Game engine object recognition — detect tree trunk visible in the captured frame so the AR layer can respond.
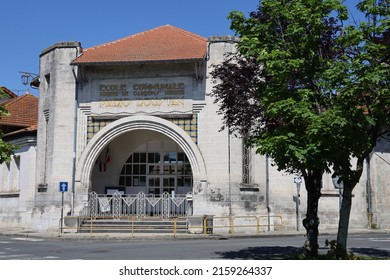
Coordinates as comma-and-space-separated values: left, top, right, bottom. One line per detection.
335, 158, 364, 259
302, 169, 323, 258
336, 183, 353, 258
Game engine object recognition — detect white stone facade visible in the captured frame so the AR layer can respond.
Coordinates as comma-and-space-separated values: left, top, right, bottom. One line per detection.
1, 32, 389, 233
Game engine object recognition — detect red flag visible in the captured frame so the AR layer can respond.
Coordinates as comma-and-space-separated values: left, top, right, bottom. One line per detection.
105, 146, 111, 164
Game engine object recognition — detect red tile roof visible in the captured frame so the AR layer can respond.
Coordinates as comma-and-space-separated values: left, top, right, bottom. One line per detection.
0, 94, 38, 128
0, 86, 18, 99
73, 25, 207, 65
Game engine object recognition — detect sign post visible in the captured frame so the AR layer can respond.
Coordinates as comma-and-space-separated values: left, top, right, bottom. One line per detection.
332, 175, 344, 212
293, 176, 302, 231
59, 182, 68, 233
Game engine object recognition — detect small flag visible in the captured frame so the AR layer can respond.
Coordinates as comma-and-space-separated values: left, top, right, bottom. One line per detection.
105, 146, 111, 164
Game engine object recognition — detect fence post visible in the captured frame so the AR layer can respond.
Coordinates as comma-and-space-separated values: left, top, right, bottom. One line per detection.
89, 218, 93, 239
231, 216, 235, 237
203, 216, 207, 237
173, 217, 177, 239
131, 215, 134, 239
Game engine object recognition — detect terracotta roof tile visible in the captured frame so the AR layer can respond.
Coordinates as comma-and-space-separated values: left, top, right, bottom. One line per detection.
0, 94, 38, 128
0, 86, 18, 100
73, 25, 207, 65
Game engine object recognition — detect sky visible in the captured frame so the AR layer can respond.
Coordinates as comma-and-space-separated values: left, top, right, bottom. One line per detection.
0, 0, 363, 96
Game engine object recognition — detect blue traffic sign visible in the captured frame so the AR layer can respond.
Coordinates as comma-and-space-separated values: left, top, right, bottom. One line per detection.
59, 182, 68, 192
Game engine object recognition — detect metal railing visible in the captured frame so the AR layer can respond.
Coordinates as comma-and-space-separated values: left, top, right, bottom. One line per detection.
60, 214, 284, 239
82, 191, 192, 220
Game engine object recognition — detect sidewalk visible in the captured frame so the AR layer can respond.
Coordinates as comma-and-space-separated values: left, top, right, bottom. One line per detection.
1, 226, 388, 241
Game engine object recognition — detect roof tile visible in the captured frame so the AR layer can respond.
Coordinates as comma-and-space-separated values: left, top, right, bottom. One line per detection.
0, 94, 38, 128
73, 25, 207, 64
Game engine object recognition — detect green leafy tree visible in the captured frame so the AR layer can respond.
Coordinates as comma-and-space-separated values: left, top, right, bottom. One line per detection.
211, 0, 389, 259
327, 0, 390, 258
211, 0, 349, 258
0, 87, 18, 163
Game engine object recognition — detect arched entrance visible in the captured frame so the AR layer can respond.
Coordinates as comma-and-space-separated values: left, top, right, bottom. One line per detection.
74, 115, 207, 216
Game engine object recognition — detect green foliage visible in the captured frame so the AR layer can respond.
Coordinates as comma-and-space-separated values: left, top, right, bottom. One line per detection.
212, 0, 389, 258
324, 239, 358, 259
0, 87, 18, 164
225, 0, 350, 176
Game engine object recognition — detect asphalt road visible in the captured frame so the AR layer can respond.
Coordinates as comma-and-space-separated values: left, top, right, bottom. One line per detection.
0, 233, 389, 260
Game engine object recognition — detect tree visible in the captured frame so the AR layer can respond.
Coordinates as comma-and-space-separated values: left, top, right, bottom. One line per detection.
211, 0, 389, 259
211, 0, 348, 258
327, 0, 390, 258
0, 87, 17, 163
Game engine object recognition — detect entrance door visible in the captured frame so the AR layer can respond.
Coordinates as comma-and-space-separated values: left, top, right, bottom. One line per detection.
119, 140, 193, 195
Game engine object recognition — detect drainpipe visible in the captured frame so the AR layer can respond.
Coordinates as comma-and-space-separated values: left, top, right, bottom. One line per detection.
366, 156, 372, 228
266, 154, 270, 231
228, 130, 232, 216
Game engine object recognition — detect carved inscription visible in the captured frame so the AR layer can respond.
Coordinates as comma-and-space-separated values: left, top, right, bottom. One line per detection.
98, 81, 186, 110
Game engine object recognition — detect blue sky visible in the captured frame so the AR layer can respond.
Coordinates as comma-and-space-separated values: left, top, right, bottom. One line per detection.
0, 0, 362, 96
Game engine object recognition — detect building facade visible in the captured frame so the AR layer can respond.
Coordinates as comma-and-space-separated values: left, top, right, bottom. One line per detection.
0, 88, 38, 228
1, 25, 389, 232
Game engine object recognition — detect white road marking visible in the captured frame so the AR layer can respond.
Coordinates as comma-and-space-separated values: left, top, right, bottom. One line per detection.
11, 237, 43, 242
0, 254, 33, 259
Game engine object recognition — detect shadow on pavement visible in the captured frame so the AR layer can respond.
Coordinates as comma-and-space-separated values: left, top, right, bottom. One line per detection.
215, 246, 303, 260
351, 247, 390, 258
216, 246, 390, 259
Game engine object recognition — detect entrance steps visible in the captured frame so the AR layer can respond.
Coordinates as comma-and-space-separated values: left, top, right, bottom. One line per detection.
78, 217, 188, 234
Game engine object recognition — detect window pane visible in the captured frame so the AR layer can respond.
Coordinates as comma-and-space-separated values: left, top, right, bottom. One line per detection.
155, 153, 161, 163
140, 164, 146, 175
125, 176, 132, 186
133, 153, 140, 163
126, 155, 133, 164
126, 165, 132, 175
119, 176, 125, 186
170, 152, 177, 163
149, 165, 160, 175
177, 153, 184, 163
133, 165, 140, 175
140, 153, 147, 163
140, 176, 146, 187
164, 153, 170, 163
184, 177, 192, 187
177, 176, 184, 187
148, 153, 154, 163
184, 164, 192, 175
177, 164, 184, 175
163, 177, 175, 187
163, 165, 176, 175
164, 152, 177, 163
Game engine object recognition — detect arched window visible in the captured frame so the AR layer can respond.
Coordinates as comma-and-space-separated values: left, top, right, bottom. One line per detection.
119, 140, 192, 195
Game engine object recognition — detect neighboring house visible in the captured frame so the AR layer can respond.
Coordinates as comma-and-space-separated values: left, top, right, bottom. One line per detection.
0, 87, 38, 227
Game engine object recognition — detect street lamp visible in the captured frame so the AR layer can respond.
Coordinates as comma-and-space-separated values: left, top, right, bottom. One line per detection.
19, 71, 39, 90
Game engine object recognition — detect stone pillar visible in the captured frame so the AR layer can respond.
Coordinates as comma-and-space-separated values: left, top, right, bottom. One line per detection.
33, 42, 81, 231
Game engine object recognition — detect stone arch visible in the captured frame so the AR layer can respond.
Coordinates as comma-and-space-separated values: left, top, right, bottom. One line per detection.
75, 115, 207, 197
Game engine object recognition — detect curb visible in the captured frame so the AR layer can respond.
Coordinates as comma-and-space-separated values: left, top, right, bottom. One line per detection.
1, 228, 388, 241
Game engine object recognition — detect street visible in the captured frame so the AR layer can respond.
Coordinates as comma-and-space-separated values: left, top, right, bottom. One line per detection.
0, 233, 389, 260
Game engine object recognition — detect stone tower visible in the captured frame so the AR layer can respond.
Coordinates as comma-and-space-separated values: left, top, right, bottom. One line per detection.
33, 42, 81, 230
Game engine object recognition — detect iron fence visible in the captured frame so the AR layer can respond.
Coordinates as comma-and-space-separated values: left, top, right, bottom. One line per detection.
82, 191, 192, 219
